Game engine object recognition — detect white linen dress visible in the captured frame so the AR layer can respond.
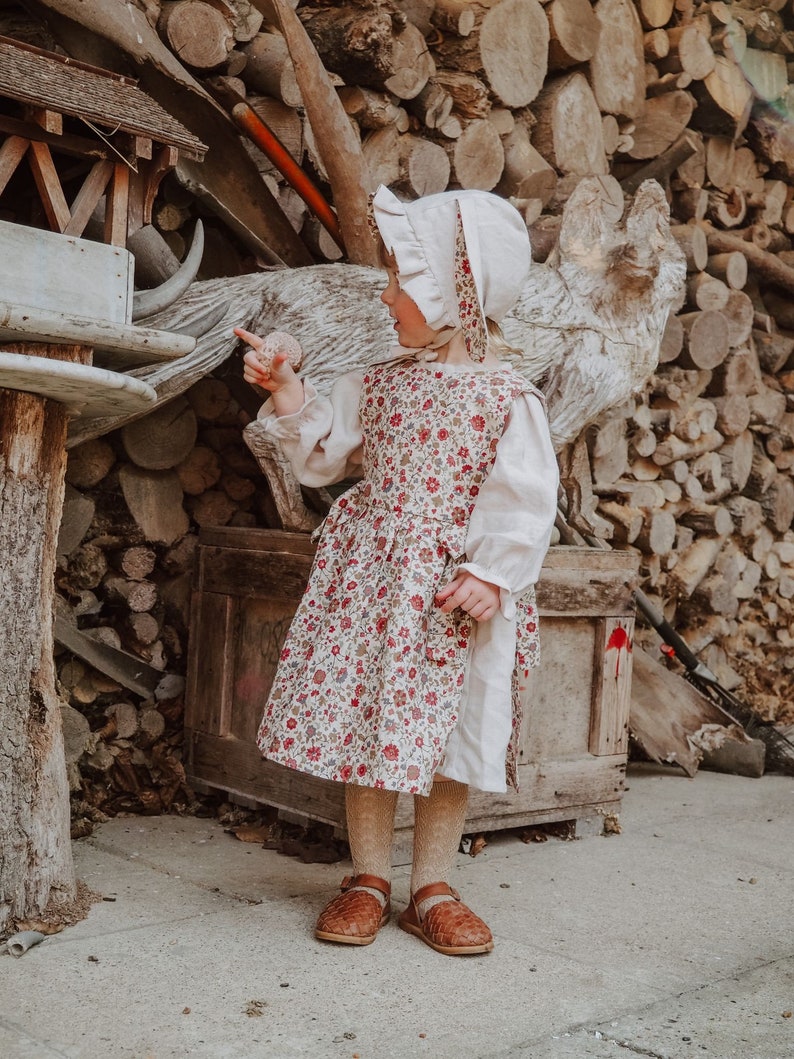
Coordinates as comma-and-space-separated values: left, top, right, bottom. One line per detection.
245, 357, 559, 795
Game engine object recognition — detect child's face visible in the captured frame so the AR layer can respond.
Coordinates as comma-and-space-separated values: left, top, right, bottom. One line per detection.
380, 265, 438, 349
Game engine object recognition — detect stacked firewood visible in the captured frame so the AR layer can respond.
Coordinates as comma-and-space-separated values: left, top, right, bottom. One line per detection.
56, 375, 269, 826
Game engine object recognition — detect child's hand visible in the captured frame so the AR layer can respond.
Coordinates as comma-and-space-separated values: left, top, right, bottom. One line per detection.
235, 327, 299, 394
435, 572, 500, 622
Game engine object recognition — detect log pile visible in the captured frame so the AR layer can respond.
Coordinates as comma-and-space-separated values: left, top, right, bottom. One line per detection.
2, 0, 794, 806
55, 375, 271, 827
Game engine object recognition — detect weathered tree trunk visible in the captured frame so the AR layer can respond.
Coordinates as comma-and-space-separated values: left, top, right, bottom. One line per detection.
0, 343, 80, 937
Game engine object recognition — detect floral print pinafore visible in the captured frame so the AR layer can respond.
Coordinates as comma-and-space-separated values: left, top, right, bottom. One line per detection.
256, 361, 539, 795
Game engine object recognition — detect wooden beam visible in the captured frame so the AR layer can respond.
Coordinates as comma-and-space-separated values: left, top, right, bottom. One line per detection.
54, 601, 164, 699
26, 106, 63, 136
129, 144, 178, 235
104, 162, 130, 246
64, 159, 114, 237
0, 115, 110, 160
27, 141, 71, 232
0, 135, 29, 196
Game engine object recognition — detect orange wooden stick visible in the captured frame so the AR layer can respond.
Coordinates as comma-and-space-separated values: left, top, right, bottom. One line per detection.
230, 101, 345, 255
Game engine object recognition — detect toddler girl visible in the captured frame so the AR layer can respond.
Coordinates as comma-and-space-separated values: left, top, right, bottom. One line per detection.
235, 185, 559, 956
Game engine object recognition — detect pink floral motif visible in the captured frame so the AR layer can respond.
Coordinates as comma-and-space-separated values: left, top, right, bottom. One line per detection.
257, 362, 534, 795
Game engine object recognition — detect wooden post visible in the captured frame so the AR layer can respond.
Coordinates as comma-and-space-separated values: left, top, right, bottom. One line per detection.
0, 343, 90, 936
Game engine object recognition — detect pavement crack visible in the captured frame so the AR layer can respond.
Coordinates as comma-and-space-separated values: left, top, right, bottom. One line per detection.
610, 1037, 668, 1058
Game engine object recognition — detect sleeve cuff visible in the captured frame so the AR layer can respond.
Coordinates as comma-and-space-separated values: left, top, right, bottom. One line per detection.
256, 381, 317, 433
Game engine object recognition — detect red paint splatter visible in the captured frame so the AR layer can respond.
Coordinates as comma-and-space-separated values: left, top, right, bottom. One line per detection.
606, 624, 632, 678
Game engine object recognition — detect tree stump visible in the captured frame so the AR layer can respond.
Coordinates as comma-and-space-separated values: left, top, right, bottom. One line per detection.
0, 343, 81, 937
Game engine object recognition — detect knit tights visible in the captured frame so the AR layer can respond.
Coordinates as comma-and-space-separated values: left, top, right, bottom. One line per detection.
345, 784, 398, 905
412, 777, 469, 915
344, 777, 469, 915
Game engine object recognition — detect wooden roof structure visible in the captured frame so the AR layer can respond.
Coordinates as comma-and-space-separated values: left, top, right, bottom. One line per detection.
0, 35, 206, 159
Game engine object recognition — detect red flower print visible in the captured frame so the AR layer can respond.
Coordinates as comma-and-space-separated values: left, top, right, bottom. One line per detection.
286, 717, 297, 730
390, 412, 402, 426
343, 732, 353, 746
283, 737, 294, 750
406, 765, 420, 781
312, 669, 326, 683
423, 398, 433, 410
418, 427, 430, 443
383, 744, 399, 761
437, 428, 449, 440
340, 765, 353, 781
426, 477, 440, 493
471, 414, 485, 431
357, 764, 367, 777
307, 746, 321, 761
409, 595, 424, 611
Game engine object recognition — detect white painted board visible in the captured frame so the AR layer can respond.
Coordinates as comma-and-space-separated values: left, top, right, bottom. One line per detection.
0, 351, 157, 415
0, 219, 133, 324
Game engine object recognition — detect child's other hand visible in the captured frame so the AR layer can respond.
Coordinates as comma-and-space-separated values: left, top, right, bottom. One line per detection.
235, 327, 298, 394
435, 572, 500, 622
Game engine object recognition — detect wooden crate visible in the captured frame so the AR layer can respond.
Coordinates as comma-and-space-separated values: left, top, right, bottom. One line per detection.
184, 527, 640, 842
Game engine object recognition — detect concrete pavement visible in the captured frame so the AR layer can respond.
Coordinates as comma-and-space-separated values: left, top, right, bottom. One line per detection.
1, 763, 793, 1059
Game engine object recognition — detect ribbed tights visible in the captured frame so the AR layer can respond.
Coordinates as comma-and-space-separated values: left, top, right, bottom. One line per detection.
344, 784, 398, 907
411, 778, 469, 917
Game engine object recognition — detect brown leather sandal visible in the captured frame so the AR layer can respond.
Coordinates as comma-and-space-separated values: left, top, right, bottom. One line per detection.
314, 873, 391, 946
398, 881, 494, 955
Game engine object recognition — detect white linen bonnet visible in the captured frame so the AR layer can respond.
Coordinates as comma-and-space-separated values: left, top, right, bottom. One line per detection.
370, 184, 532, 362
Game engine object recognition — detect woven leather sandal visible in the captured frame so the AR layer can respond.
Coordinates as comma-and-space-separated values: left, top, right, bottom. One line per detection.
398, 881, 494, 955
314, 873, 391, 945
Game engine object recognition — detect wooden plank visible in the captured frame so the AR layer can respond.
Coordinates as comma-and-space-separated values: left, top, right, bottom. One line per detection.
0, 302, 195, 362
197, 544, 314, 599
184, 591, 235, 737
521, 616, 597, 759
27, 141, 71, 232
53, 605, 163, 698
227, 595, 299, 743
105, 162, 130, 247
186, 730, 346, 828
536, 547, 640, 616
0, 351, 157, 416
0, 135, 29, 195
198, 525, 317, 555
64, 159, 115, 237
630, 645, 736, 777
589, 615, 633, 755
0, 219, 132, 324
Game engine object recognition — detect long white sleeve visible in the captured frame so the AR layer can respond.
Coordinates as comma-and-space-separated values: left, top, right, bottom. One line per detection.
457, 391, 559, 617
243, 372, 365, 488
